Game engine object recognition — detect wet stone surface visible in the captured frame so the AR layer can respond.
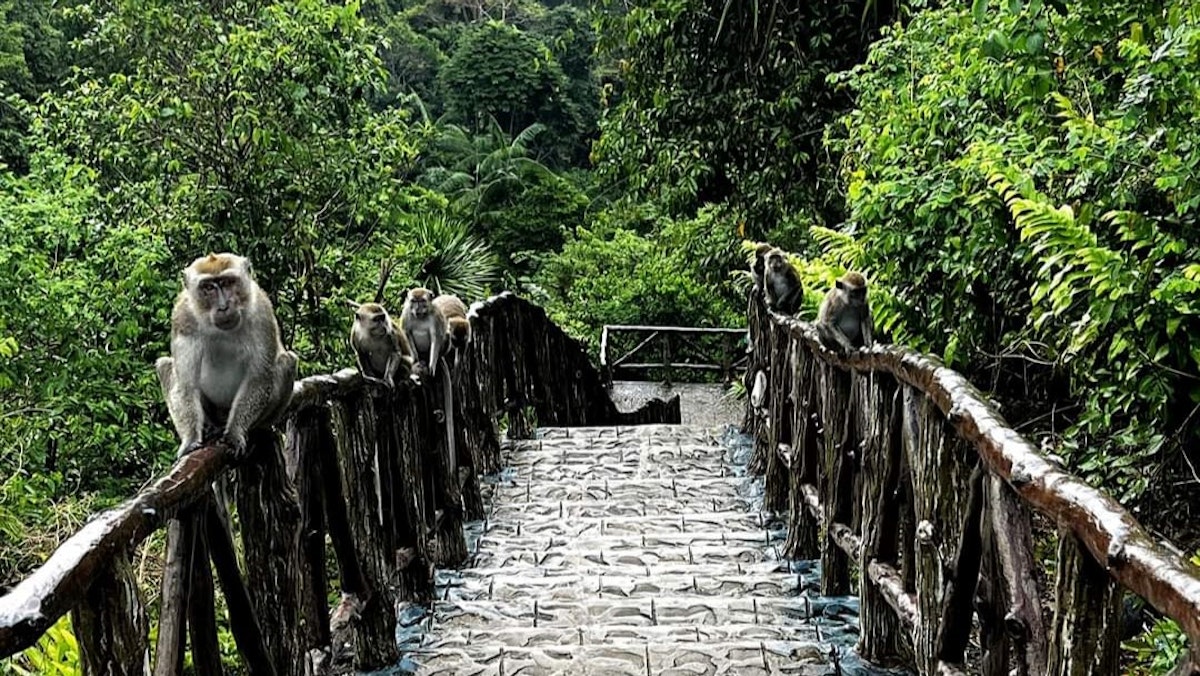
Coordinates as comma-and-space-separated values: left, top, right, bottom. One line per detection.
393, 425, 911, 676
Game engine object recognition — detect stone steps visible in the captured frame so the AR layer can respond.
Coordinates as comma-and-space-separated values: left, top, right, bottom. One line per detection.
401, 425, 863, 675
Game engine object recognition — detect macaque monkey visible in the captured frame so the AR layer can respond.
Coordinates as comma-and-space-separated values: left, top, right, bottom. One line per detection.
156, 253, 298, 457
763, 248, 803, 315
751, 243, 773, 296
432, 295, 471, 351
816, 271, 874, 354
401, 287, 449, 378
349, 302, 414, 388
348, 259, 414, 388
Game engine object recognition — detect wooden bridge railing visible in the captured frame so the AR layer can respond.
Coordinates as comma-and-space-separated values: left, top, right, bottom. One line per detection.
0, 291, 680, 675
599, 324, 747, 386
744, 288, 1200, 675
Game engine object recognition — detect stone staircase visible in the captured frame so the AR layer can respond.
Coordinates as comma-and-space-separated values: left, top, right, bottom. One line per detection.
398, 425, 874, 676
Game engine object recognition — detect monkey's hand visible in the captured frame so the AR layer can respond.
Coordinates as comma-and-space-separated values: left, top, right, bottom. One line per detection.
221, 431, 250, 460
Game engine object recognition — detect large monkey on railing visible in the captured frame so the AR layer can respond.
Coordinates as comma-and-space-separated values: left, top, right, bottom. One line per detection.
155, 253, 298, 457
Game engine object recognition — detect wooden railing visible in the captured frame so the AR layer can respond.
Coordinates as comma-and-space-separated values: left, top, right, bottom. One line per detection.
599, 324, 747, 385
0, 292, 680, 674
743, 287, 1200, 675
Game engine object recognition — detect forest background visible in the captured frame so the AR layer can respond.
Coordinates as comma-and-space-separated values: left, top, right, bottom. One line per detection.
0, 0, 1198, 672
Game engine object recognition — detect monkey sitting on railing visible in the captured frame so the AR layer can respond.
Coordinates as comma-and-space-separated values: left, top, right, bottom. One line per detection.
155, 253, 298, 458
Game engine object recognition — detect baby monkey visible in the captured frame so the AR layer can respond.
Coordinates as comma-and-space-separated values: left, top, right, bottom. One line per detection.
432, 294, 471, 352
816, 271, 874, 353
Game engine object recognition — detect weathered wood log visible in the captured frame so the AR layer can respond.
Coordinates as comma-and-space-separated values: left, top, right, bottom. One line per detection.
72, 553, 149, 676
762, 324, 792, 513
426, 365, 468, 567
330, 391, 400, 670
986, 475, 1047, 676
153, 517, 191, 676
1047, 533, 1121, 676
379, 387, 435, 602
204, 496, 275, 676
186, 516, 222, 676
0, 445, 232, 658
285, 411, 333, 660
816, 359, 854, 596
782, 353, 819, 558
857, 382, 909, 665
977, 500, 1008, 676
235, 429, 305, 676
934, 463, 985, 664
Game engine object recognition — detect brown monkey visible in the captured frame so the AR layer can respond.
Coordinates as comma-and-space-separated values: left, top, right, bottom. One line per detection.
816, 271, 874, 353
763, 248, 803, 314
432, 294, 471, 351
751, 242, 773, 296
401, 287, 449, 377
348, 301, 414, 388
155, 253, 298, 457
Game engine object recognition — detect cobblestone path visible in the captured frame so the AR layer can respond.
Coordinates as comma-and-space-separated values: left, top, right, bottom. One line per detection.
399, 425, 888, 675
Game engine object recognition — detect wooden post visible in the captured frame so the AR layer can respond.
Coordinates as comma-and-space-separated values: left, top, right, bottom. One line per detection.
817, 359, 854, 596
856, 382, 910, 664
375, 387, 434, 602
330, 392, 401, 670
428, 363, 468, 567
902, 385, 977, 675
186, 510, 222, 676
204, 496, 276, 676
285, 411, 333, 662
152, 517, 191, 676
235, 429, 305, 676
763, 325, 792, 513
783, 344, 819, 559
1047, 533, 1122, 676
72, 554, 149, 676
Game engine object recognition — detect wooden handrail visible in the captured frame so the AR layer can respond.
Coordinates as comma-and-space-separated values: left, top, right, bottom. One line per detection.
0, 292, 681, 666
744, 281, 1200, 675
775, 311, 1200, 649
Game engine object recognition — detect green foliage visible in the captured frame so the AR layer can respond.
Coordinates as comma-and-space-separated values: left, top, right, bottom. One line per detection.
0, 150, 176, 489
1123, 551, 1200, 674
40, 0, 426, 367
538, 208, 743, 354
592, 0, 895, 227
393, 210, 502, 301
373, 17, 445, 108
1, 615, 81, 675
834, 0, 1200, 509
439, 21, 586, 165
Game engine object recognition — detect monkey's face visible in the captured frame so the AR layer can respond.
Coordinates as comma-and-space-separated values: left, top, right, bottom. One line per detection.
196, 275, 245, 330
409, 294, 430, 318
767, 254, 788, 272
357, 308, 391, 337
837, 279, 868, 305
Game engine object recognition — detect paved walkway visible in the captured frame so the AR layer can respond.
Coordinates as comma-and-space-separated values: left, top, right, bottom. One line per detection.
399, 424, 880, 675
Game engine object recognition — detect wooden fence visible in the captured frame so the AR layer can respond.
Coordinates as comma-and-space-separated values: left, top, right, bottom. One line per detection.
0, 292, 680, 675
743, 288, 1200, 675
599, 324, 747, 385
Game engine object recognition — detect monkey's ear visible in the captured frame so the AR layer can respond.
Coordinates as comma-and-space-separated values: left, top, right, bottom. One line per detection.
835, 280, 847, 291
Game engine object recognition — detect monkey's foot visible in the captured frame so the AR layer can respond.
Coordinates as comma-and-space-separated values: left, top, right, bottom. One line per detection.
178, 440, 206, 457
